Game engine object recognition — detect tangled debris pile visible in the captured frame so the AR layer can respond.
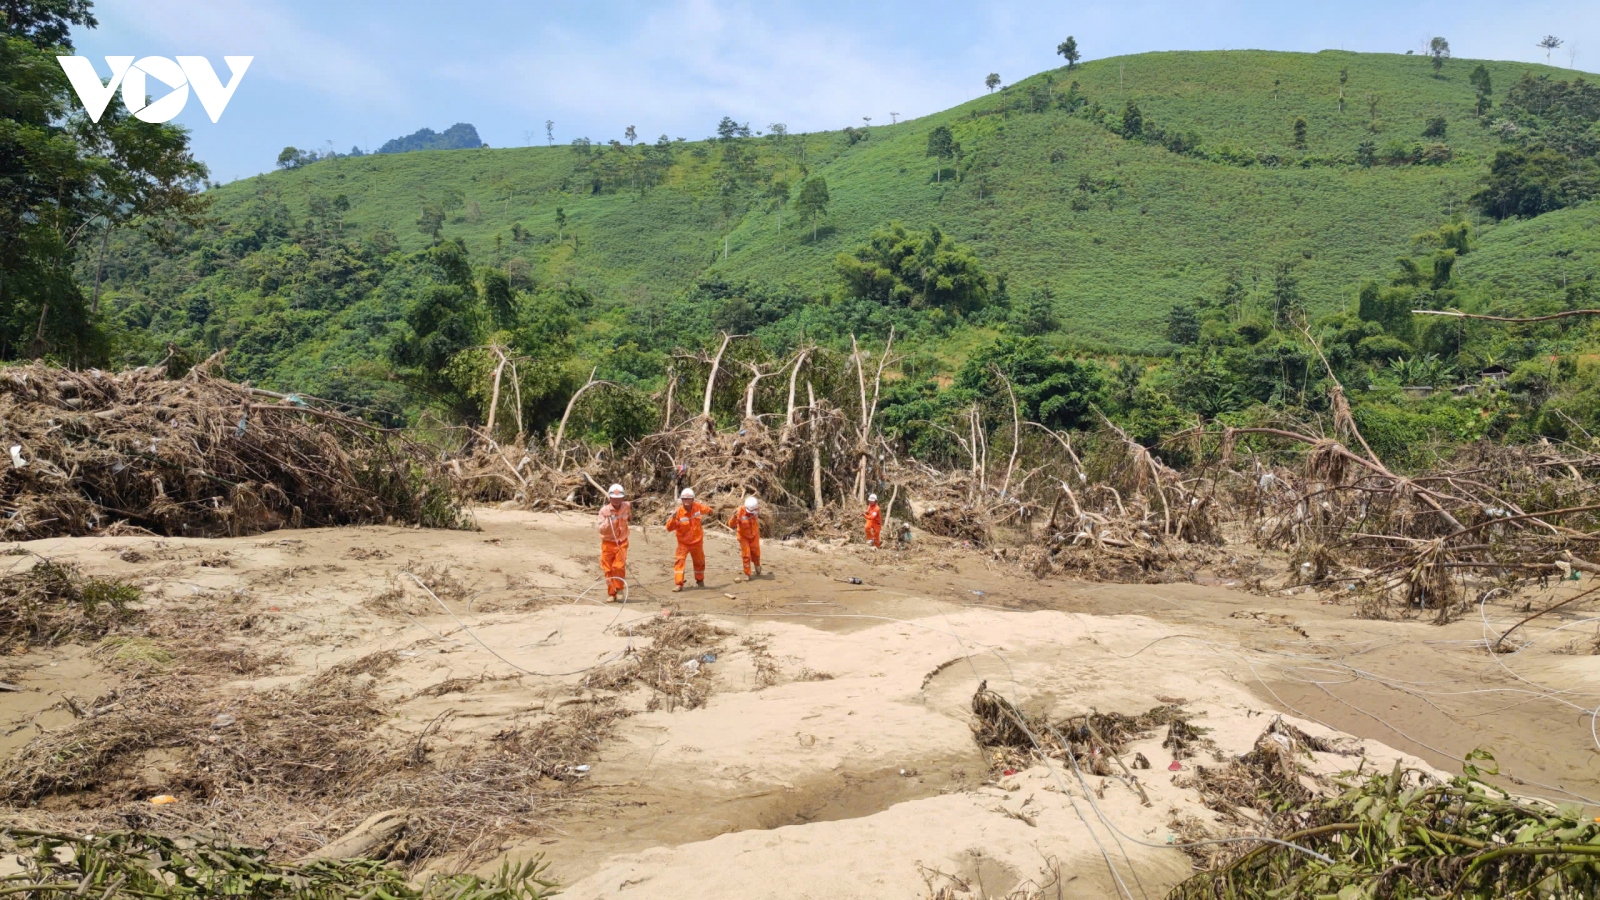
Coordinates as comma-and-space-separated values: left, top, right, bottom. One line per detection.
1, 358, 465, 540
0, 828, 557, 899
970, 686, 1194, 782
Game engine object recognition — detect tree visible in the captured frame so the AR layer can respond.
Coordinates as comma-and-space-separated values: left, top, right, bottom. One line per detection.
545, 119, 554, 144
985, 72, 1000, 93
1471, 146, 1598, 220
1338, 67, 1348, 113
1422, 115, 1447, 139
794, 176, 830, 240
1429, 36, 1450, 74
926, 124, 956, 181
1292, 116, 1307, 149
1, 0, 208, 362
417, 204, 445, 242
1366, 92, 1381, 125
1166, 304, 1200, 344
624, 125, 637, 145
1056, 36, 1080, 71
1539, 35, 1563, 65
766, 179, 790, 231
1270, 261, 1305, 324
716, 117, 750, 141
1357, 138, 1377, 167
1121, 101, 1143, 138
1, 0, 95, 48
1273, 78, 1280, 101
480, 269, 516, 330
1011, 287, 1057, 333
555, 206, 567, 241
956, 337, 1107, 431
836, 223, 991, 315
1470, 64, 1493, 115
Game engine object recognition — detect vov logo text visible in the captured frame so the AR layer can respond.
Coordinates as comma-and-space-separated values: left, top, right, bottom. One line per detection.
55, 56, 253, 124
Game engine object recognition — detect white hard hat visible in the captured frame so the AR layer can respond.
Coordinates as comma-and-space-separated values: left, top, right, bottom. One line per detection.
744, 496, 759, 510
607, 484, 625, 498
680, 487, 695, 499
868, 493, 878, 502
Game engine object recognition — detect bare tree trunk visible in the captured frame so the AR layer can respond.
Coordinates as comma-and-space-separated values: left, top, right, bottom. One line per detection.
784, 347, 810, 430
968, 404, 980, 501
851, 335, 869, 501
552, 367, 608, 469
849, 329, 895, 501
742, 361, 775, 420
808, 381, 824, 510
703, 331, 733, 420
662, 364, 676, 431
994, 365, 1021, 500
485, 346, 508, 437
508, 358, 525, 437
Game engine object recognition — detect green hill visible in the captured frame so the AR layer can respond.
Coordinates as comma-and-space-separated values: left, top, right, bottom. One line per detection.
92, 49, 1595, 409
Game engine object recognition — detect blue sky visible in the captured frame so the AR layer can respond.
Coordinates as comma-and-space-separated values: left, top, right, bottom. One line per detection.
71, 0, 1599, 183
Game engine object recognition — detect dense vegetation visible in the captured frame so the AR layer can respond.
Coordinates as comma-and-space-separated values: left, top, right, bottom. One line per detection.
8, 21, 1599, 463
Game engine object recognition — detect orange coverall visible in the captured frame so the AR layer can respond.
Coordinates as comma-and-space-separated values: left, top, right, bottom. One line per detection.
666, 500, 713, 586
864, 502, 883, 548
597, 500, 632, 598
729, 507, 762, 576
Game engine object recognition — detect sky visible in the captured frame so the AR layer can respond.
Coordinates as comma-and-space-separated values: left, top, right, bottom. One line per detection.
68, 0, 1600, 183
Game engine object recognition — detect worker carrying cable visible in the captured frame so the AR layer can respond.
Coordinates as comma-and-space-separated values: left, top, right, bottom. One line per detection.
666, 487, 712, 592
729, 495, 763, 581
597, 484, 631, 602
864, 493, 883, 548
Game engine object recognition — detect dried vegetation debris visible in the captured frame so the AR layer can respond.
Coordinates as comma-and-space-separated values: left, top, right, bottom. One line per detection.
1, 357, 466, 540
0, 560, 140, 653
970, 686, 1198, 778
0, 828, 558, 899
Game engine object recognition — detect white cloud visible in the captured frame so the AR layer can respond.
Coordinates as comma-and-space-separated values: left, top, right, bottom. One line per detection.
437, 0, 977, 139
93, 0, 402, 108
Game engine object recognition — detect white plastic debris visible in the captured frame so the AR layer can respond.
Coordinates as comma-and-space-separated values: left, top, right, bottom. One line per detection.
8, 446, 24, 469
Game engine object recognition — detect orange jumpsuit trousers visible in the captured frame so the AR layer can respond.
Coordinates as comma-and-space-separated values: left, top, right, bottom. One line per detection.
730, 508, 762, 576
601, 541, 628, 598
864, 503, 883, 548
667, 500, 712, 586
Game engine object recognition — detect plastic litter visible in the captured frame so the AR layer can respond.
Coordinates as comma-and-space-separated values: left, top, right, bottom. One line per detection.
574, 764, 591, 773
839, 577, 863, 585
701, 653, 716, 663
149, 795, 179, 805
210, 713, 237, 729
1001, 768, 1017, 777
683, 659, 701, 672
8, 446, 25, 469
1168, 760, 1183, 771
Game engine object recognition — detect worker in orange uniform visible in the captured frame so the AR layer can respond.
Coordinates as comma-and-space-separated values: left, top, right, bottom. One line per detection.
597, 484, 632, 602
729, 495, 763, 581
666, 487, 712, 591
864, 493, 883, 548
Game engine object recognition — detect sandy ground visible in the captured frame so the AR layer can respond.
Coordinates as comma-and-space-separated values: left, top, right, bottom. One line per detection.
3, 508, 1598, 898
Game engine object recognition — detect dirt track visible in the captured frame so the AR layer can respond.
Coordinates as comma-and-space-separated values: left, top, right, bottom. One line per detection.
3, 509, 1598, 897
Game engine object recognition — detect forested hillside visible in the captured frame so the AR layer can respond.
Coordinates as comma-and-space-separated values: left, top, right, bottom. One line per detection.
75, 48, 1600, 453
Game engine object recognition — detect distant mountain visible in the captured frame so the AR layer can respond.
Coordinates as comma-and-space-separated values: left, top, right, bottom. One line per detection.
377, 123, 484, 154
